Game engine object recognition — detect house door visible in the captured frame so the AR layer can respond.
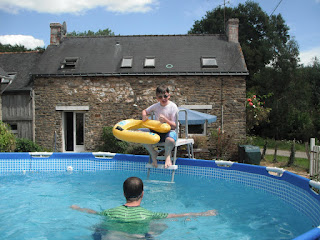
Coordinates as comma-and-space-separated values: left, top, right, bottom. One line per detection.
63, 112, 85, 152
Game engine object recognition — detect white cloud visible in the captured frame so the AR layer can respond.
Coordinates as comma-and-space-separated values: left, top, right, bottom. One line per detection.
0, 35, 45, 49
299, 46, 320, 66
0, 0, 157, 14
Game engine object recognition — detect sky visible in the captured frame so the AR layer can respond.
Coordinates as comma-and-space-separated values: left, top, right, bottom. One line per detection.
0, 0, 319, 66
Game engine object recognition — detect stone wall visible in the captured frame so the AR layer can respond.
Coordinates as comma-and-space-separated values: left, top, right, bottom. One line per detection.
0, 96, 2, 121
34, 75, 246, 159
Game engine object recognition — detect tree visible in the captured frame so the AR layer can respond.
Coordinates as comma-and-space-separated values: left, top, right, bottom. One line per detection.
188, 1, 298, 90
188, 1, 319, 141
0, 43, 45, 52
300, 58, 320, 139
67, 28, 115, 36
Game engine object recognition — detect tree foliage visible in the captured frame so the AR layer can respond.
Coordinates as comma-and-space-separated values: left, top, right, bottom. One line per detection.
189, 1, 320, 142
246, 93, 271, 132
0, 43, 44, 52
67, 28, 115, 37
99, 126, 128, 153
0, 121, 16, 152
14, 138, 43, 152
249, 51, 320, 141
189, 1, 297, 89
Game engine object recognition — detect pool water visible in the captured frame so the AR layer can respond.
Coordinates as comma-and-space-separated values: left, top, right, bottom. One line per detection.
0, 170, 313, 240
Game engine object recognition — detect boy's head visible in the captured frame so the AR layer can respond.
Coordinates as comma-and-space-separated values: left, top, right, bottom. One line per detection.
123, 177, 144, 202
156, 85, 170, 95
156, 85, 170, 106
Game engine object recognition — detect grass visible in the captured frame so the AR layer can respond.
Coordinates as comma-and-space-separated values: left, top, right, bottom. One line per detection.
261, 155, 310, 178
245, 135, 307, 152
263, 155, 309, 169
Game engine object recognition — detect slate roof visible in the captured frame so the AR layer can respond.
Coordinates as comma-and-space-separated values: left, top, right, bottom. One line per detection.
0, 66, 8, 77
33, 34, 248, 77
0, 52, 42, 91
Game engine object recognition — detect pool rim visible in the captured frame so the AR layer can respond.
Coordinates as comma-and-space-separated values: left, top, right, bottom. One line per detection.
0, 151, 320, 240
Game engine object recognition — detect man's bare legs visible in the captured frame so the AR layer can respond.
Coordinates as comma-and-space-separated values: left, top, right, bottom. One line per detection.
164, 137, 175, 168
143, 144, 158, 168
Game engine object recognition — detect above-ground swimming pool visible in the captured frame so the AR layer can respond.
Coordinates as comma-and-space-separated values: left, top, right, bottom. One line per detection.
0, 152, 320, 240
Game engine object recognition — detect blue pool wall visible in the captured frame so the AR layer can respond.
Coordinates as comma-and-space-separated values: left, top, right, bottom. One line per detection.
0, 152, 320, 240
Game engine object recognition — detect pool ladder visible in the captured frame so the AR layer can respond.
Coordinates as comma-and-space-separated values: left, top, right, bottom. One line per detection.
146, 109, 194, 182
146, 145, 180, 182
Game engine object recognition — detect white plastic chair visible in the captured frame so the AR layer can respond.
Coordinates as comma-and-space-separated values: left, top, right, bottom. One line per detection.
146, 109, 194, 182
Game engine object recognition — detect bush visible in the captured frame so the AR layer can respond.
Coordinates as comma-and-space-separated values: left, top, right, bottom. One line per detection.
15, 138, 43, 152
126, 143, 149, 155
100, 126, 129, 153
246, 93, 271, 133
0, 121, 16, 152
209, 128, 235, 160
192, 135, 208, 149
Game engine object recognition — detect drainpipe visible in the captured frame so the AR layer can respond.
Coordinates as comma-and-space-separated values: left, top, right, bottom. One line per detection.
220, 77, 224, 132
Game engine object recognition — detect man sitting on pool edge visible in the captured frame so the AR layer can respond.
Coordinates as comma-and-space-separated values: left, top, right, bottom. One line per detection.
71, 177, 217, 237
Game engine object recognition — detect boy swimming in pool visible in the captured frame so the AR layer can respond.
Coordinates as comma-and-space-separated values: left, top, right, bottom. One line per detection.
71, 177, 217, 238
141, 85, 178, 168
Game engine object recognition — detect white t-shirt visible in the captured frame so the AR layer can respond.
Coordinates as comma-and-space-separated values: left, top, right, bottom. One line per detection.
146, 101, 178, 123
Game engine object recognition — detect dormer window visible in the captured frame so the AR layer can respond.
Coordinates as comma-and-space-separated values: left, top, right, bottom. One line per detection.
1, 77, 10, 84
121, 57, 133, 68
1, 77, 8, 84
201, 57, 218, 68
1, 72, 16, 84
60, 57, 78, 70
144, 57, 155, 68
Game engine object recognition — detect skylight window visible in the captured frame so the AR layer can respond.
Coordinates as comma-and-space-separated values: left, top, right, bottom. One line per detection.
201, 57, 218, 68
121, 57, 133, 68
144, 57, 155, 68
60, 57, 78, 70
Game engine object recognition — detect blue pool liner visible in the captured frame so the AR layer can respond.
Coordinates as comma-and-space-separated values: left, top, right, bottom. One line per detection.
0, 152, 320, 239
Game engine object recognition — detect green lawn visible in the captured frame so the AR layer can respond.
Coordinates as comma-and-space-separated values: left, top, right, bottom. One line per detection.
246, 136, 307, 152
263, 155, 309, 171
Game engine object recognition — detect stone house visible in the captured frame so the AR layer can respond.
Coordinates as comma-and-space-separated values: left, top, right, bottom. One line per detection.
29, 19, 248, 158
0, 52, 42, 140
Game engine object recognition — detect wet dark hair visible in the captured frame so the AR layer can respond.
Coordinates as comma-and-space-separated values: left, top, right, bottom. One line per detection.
156, 85, 170, 95
123, 177, 144, 201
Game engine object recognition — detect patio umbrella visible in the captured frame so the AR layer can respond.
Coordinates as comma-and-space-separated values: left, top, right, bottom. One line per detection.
178, 107, 217, 125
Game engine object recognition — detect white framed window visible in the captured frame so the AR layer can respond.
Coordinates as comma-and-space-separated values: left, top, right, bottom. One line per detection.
56, 106, 88, 152
188, 124, 205, 135
180, 105, 213, 136
62, 111, 85, 152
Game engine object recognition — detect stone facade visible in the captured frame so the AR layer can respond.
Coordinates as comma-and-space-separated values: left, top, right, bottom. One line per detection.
34, 75, 246, 158
226, 19, 239, 43
0, 96, 2, 121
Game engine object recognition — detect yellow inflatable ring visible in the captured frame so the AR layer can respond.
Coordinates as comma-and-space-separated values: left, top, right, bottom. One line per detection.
113, 119, 171, 144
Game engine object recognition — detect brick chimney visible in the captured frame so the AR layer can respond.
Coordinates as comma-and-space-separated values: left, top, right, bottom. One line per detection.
50, 22, 67, 45
226, 18, 239, 43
